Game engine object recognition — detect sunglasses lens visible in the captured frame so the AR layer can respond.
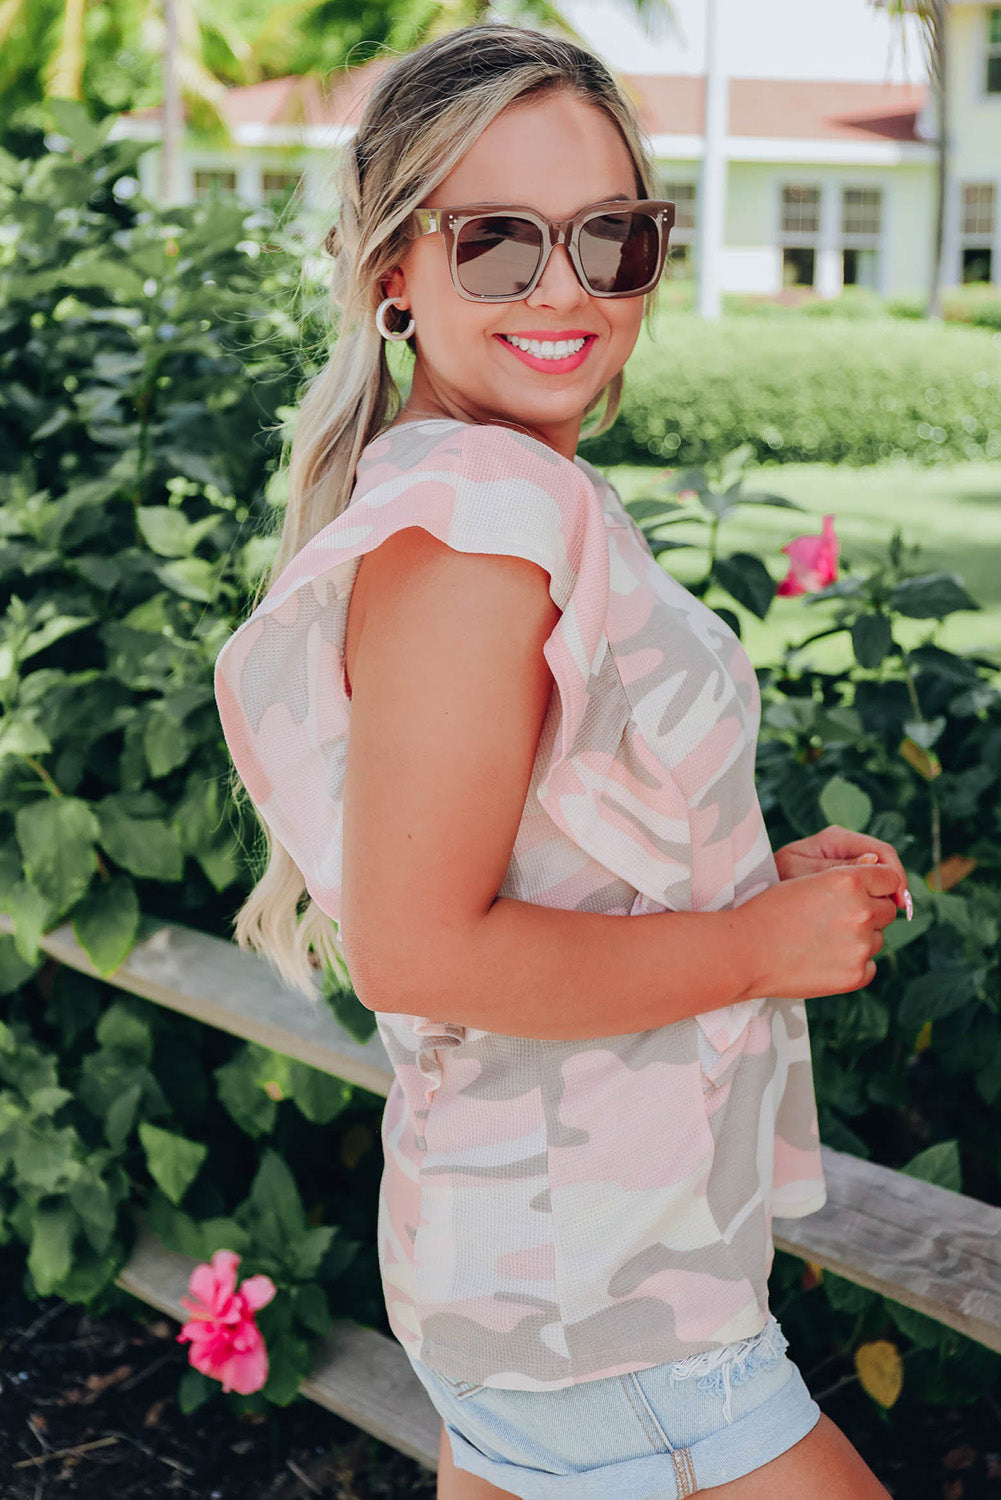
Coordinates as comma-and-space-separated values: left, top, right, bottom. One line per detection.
579, 211, 661, 293
455, 214, 544, 297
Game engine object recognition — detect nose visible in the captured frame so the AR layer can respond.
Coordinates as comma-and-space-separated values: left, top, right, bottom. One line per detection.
525, 241, 589, 309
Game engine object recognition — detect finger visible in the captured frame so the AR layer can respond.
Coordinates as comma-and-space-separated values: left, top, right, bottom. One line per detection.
856, 838, 910, 900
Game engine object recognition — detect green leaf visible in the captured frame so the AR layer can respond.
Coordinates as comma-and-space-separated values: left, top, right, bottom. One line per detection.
851, 613, 894, 670
137, 507, 221, 558
138, 1121, 208, 1207
286, 1224, 335, 1281
47, 99, 113, 157
14, 1120, 79, 1193
28, 1201, 77, 1296
104, 1081, 143, 1152
3, 879, 56, 964
823, 1270, 877, 1315
213, 1047, 279, 1139
900, 1139, 962, 1193
899, 966, 979, 1031
29, 1086, 73, 1116
69, 1173, 117, 1255
154, 557, 217, 602
97, 794, 184, 880
292, 1283, 332, 1337
15, 797, 99, 915
177, 1367, 217, 1413
286, 1062, 351, 1126
72, 875, 140, 975
143, 710, 193, 779
818, 776, 872, 833
712, 552, 777, 619
0, 933, 39, 995
96, 1000, 152, 1061
260, 1332, 310, 1407
247, 1149, 305, 1240
882, 1297, 949, 1350
0, 713, 52, 762
890, 573, 981, 619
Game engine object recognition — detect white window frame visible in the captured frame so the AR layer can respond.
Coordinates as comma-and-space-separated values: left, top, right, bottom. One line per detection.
778, 183, 821, 289
840, 184, 884, 293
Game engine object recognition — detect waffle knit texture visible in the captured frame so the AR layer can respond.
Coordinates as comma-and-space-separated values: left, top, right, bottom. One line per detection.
214, 417, 828, 1391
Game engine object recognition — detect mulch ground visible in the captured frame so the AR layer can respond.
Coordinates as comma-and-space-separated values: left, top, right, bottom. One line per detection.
2, 1239, 999, 1499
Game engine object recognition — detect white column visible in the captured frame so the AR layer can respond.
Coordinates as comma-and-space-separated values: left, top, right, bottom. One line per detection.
236, 159, 260, 207
696, 0, 727, 321
815, 178, 843, 299
877, 183, 891, 298
942, 174, 963, 289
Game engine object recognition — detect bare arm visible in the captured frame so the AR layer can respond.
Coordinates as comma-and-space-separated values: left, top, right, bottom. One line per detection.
339, 523, 766, 1041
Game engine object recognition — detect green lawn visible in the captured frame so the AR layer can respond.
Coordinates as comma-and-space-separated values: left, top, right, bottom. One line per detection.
599, 457, 1001, 676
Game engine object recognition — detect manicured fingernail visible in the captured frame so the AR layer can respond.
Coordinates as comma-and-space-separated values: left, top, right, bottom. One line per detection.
904, 888, 913, 922
855, 853, 879, 865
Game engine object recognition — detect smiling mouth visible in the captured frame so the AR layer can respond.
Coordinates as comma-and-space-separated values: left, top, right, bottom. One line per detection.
498, 333, 595, 361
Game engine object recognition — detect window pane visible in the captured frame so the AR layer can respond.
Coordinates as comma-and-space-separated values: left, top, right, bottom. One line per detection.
842, 186, 882, 236
666, 241, 693, 278
781, 186, 820, 234
988, 53, 1001, 92
783, 246, 815, 286
962, 183, 996, 236
262, 171, 302, 199
963, 246, 993, 283
843, 246, 878, 289
989, 6, 1001, 46
658, 179, 696, 233
193, 169, 236, 200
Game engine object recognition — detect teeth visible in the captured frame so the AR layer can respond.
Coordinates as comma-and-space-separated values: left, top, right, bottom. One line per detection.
503, 335, 587, 359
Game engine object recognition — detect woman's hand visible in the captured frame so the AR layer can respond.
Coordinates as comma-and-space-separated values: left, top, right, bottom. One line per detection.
773, 824, 912, 917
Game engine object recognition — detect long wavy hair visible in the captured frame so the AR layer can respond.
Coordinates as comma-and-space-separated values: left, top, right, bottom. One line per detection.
232, 22, 664, 994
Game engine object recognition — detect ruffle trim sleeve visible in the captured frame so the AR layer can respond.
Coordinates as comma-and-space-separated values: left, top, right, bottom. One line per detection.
213, 417, 650, 948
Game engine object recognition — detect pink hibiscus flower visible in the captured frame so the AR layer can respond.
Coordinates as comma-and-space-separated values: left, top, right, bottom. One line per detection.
176, 1249, 276, 1394
776, 513, 840, 597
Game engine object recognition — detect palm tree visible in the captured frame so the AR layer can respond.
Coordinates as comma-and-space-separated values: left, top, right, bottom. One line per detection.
869, 0, 948, 319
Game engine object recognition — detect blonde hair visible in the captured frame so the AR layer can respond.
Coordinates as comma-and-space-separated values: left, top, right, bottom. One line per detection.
232, 21, 664, 994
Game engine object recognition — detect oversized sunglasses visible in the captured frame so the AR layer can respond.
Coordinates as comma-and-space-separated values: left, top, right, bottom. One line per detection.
405, 198, 676, 302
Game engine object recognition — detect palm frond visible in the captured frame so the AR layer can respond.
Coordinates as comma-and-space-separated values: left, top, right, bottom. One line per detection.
44, 0, 86, 99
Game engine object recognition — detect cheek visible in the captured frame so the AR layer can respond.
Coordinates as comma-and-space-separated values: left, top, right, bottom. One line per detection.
611, 300, 646, 340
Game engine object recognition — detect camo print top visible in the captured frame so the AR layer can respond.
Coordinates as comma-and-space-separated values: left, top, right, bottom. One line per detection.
214, 417, 828, 1392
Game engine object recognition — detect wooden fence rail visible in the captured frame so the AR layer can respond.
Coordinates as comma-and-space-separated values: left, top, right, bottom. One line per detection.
4, 912, 1001, 1471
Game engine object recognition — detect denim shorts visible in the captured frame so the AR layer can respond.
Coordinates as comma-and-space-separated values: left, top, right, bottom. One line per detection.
403, 1312, 822, 1498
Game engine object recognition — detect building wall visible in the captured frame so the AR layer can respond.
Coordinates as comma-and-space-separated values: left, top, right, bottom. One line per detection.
947, 4, 1001, 285
656, 157, 936, 298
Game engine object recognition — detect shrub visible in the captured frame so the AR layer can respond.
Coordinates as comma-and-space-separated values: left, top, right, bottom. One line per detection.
583, 313, 1001, 468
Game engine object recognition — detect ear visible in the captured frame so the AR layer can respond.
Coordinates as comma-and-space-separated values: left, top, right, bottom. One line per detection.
382, 265, 407, 304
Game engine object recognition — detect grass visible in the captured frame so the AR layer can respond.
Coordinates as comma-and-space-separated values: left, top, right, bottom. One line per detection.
596, 457, 1001, 676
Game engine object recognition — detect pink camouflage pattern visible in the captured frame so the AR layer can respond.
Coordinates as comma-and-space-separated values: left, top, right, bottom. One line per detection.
214, 417, 828, 1392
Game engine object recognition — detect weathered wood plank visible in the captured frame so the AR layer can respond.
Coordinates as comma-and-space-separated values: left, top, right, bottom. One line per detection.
771, 1148, 1001, 1352
7, 913, 1001, 1351
0, 913, 395, 1099
115, 1215, 441, 1470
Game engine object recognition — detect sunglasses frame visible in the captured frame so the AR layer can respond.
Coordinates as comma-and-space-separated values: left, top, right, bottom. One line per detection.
406, 197, 676, 302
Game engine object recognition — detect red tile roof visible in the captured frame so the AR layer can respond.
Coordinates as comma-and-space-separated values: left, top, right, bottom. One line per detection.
123, 57, 928, 144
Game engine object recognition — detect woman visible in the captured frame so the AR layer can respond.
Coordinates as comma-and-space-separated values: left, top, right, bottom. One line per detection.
214, 23, 908, 1498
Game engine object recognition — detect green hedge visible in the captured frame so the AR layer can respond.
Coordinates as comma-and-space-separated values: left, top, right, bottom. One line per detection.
582, 314, 1001, 468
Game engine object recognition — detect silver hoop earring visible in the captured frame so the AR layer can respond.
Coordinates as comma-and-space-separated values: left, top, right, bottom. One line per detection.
376, 296, 415, 341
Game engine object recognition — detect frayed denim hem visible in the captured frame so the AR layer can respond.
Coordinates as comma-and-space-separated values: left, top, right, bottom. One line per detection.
661, 1312, 790, 1424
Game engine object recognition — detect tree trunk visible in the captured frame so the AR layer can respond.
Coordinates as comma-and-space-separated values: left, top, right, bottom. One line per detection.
927, 0, 947, 320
